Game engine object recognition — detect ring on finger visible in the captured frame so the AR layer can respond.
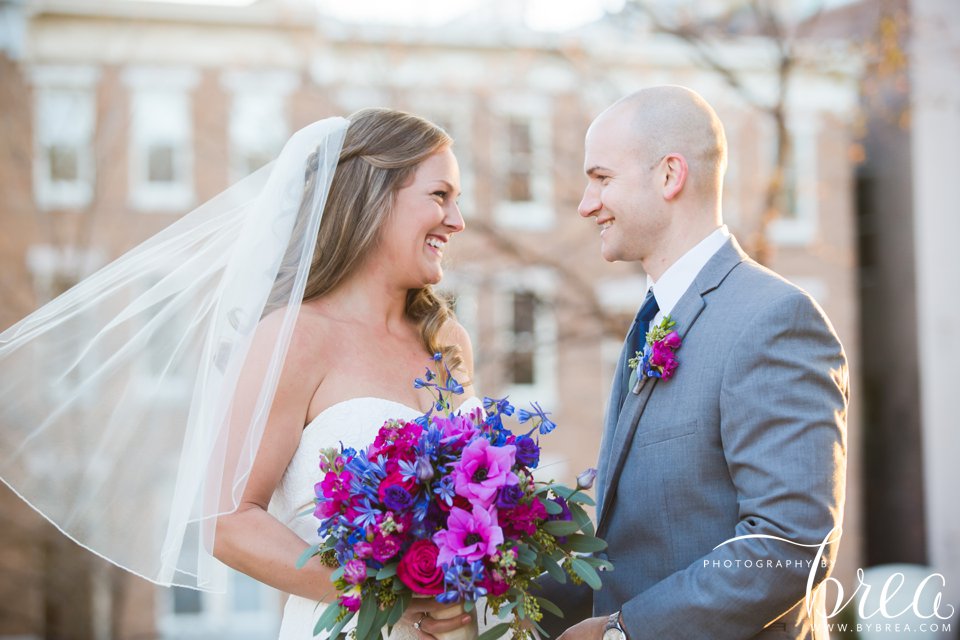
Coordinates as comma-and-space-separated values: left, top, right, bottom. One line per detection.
414, 613, 427, 631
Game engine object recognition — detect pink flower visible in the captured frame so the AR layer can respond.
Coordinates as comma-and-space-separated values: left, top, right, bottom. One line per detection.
396, 540, 444, 595
354, 541, 373, 559
500, 498, 548, 538
662, 330, 681, 349
481, 569, 510, 597
452, 439, 519, 507
343, 559, 367, 585
432, 504, 504, 566
339, 584, 362, 612
372, 534, 401, 563
434, 413, 480, 444
650, 342, 680, 380
314, 469, 354, 518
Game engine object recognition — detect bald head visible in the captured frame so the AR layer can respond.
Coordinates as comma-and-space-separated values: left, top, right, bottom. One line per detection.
597, 86, 728, 197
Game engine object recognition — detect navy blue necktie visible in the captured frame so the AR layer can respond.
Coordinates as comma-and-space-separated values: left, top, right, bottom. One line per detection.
623, 289, 660, 386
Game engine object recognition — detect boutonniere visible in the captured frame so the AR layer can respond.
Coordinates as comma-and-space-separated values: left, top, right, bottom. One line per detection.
627, 316, 682, 394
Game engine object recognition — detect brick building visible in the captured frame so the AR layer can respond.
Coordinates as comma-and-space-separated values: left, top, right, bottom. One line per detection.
0, 0, 863, 636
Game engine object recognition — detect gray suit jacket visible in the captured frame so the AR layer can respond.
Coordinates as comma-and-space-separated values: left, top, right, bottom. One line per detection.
540, 237, 848, 640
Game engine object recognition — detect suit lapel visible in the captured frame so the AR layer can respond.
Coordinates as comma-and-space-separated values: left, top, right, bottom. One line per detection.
595, 237, 748, 534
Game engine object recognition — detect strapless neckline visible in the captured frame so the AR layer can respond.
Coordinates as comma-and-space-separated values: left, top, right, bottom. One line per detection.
304, 396, 426, 432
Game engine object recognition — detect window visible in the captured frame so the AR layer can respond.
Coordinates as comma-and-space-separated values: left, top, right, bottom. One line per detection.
492, 97, 553, 230
497, 268, 557, 406
766, 115, 819, 245
31, 66, 99, 209
409, 98, 475, 218
222, 70, 297, 182
509, 291, 537, 385
159, 570, 281, 639
125, 67, 198, 212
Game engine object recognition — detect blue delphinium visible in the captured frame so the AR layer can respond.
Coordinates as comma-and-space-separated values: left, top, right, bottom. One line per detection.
518, 401, 557, 435
437, 557, 488, 604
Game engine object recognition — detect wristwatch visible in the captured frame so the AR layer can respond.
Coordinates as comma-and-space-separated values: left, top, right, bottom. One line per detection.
602, 611, 627, 640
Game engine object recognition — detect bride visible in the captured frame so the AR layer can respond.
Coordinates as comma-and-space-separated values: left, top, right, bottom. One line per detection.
213, 110, 478, 639
0, 108, 477, 639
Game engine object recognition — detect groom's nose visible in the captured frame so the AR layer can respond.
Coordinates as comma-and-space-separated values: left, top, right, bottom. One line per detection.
578, 184, 601, 218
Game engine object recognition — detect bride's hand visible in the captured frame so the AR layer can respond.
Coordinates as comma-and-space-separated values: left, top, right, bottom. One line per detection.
402, 599, 473, 639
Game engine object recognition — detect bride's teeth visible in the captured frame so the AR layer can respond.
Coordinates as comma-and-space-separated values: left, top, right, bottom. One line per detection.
426, 237, 445, 249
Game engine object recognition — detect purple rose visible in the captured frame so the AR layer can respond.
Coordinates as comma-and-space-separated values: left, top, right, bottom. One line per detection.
514, 435, 540, 468
576, 467, 598, 490
343, 558, 367, 585
383, 484, 414, 512
496, 484, 524, 509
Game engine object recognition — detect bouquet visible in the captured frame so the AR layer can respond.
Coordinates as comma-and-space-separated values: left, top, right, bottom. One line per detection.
299, 354, 611, 640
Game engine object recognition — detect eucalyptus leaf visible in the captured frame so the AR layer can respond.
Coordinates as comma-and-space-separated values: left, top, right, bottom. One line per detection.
296, 543, 320, 570
312, 601, 341, 635
543, 520, 580, 537
476, 622, 512, 640
330, 566, 345, 582
536, 596, 564, 619
355, 596, 378, 640
541, 498, 564, 515
567, 492, 596, 506
570, 557, 603, 590
327, 611, 355, 640
541, 553, 566, 583
567, 502, 596, 537
560, 534, 608, 553
376, 563, 398, 580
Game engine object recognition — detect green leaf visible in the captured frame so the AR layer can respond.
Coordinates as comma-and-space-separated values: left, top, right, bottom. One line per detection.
464, 599, 475, 613
386, 591, 409, 627
567, 492, 596, 506
536, 596, 564, 619
297, 504, 316, 517
541, 553, 566, 583
476, 622, 512, 640
312, 602, 342, 635
549, 484, 576, 499
580, 556, 614, 572
543, 520, 580, 537
327, 610, 355, 640
355, 595, 378, 640
330, 566, 345, 582
568, 502, 596, 537
560, 534, 608, 553
541, 498, 564, 515
376, 563, 398, 580
514, 543, 537, 567
368, 604, 391, 640
570, 557, 603, 590
295, 543, 320, 570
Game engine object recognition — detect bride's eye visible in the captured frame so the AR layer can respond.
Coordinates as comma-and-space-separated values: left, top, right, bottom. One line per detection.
432, 190, 447, 201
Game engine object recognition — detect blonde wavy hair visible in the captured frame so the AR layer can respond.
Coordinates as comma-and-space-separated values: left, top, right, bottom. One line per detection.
285, 108, 462, 370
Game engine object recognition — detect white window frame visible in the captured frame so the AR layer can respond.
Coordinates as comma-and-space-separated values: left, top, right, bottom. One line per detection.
221, 70, 298, 183
30, 65, 100, 210
123, 67, 199, 213
407, 95, 476, 219
766, 113, 819, 246
494, 267, 557, 408
157, 570, 281, 640
492, 95, 554, 230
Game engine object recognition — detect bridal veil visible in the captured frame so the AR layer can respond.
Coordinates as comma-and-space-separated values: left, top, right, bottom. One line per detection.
0, 117, 349, 591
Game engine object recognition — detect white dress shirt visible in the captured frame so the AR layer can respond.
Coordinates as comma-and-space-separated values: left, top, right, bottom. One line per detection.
647, 226, 731, 327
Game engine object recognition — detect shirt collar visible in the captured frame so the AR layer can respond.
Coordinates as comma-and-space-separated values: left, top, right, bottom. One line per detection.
647, 225, 730, 317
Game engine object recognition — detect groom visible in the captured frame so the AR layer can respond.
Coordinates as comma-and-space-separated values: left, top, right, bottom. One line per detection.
542, 86, 849, 639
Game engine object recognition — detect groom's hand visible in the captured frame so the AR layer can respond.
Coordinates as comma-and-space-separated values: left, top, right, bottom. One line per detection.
557, 616, 608, 640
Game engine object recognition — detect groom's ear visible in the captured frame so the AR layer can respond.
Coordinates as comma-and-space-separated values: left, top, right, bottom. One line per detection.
661, 152, 688, 200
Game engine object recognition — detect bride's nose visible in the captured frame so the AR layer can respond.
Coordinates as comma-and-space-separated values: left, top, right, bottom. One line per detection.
444, 203, 466, 233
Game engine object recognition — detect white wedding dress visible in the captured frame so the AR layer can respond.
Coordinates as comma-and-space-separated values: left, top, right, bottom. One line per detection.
270, 395, 485, 640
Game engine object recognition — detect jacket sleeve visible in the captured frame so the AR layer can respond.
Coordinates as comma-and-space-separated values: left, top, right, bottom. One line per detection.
620, 291, 849, 639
